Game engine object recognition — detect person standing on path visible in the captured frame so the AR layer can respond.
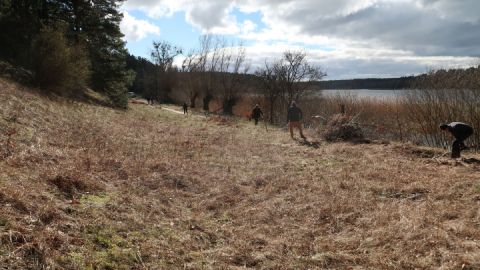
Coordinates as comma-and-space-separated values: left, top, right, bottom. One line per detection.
182, 102, 188, 115
251, 104, 263, 125
287, 101, 306, 139
440, 122, 474, 158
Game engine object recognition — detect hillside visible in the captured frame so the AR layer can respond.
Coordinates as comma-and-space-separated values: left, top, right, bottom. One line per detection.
1, 77, 480, 269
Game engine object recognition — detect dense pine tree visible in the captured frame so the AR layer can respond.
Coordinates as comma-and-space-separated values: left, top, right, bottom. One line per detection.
126, 54, 156, 98
79, 0, 133, 108
0, 0, 133, 108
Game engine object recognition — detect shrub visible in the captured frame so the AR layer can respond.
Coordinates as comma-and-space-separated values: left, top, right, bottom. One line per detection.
47, 175, 104, 199
33, 24, 90, 96
105, 80, 129, 109
0, 61, 33, 84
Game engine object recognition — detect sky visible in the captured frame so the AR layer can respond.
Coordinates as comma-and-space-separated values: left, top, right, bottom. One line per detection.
120, 0, 480, 80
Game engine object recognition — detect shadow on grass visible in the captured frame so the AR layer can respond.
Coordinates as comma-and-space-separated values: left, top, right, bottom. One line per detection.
295, 137, 321, 149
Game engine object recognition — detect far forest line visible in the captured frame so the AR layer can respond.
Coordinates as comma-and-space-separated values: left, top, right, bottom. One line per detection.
309, 77, 415, 90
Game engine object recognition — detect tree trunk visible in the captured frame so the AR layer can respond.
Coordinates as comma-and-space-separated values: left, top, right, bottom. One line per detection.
269, 101, 275, 124
203, 93, 212, 111
190, 92, 198, 108
222, 97, 236, 115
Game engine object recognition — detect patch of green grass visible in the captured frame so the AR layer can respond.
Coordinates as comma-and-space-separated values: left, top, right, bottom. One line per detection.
87, 226, 128, 249
94, 233, 113, 249
475, 184, 480, 193
217, 212, 232, 224
90, 248, 138, 270
58, 251, 86, 269
159, 226, 183, 242
0, 216, 8, 227
82, 226, 140, 269
80, 192, 113, 207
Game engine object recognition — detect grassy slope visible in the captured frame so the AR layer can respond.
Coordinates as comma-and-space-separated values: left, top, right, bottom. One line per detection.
1, 77, 480, 269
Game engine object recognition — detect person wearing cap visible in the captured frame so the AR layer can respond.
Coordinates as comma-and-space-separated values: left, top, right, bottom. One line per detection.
251, 104, 263, 125
440, 122, 474, 158
287, 101, 306, 139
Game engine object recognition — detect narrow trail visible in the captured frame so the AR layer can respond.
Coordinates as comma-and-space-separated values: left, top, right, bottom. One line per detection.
162, 107, 184, 115
162, 106, 205, 118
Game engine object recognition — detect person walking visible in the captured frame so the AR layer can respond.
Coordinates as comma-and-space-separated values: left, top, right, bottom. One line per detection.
287, 101, 306, 139
182, 102, 188, 115
251, 104, 263, 125
440, 122, 474, 158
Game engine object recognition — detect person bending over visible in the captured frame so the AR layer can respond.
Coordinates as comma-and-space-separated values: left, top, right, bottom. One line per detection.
440, 122, 473, 158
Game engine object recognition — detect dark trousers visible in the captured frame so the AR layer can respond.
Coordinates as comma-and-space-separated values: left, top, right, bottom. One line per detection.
254, 118, 259, 125
183, 108, 187, 114
452, 133, 472, 158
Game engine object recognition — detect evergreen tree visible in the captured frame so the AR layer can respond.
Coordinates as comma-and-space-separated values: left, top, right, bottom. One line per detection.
0, 0, 43, 67
0, 0, 134, 108
81, 0, 133, 108
126, 54, 156, 98
34, 23, 90, 96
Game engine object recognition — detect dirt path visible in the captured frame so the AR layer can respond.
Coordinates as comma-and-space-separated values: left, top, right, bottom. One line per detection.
162, 106, 206, 118
162, 107, 184, 115
162, 107, 208, 119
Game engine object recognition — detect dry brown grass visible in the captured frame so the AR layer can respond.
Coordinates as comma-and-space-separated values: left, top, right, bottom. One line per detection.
219, 94, 411, 143
1, 77, 480, 269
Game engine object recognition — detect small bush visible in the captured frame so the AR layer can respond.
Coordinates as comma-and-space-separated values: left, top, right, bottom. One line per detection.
39, 206, 61, 225
0, 190, 29, 213
323, 114, 364, 142
47, 175, 104, 199
0, 61, 33, 84
105, 80, 129, 109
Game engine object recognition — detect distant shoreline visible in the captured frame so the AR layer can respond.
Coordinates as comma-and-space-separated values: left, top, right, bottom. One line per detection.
310, 76, 415, 90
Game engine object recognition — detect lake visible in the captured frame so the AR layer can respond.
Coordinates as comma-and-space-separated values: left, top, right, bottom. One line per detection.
320, 89, 414, 99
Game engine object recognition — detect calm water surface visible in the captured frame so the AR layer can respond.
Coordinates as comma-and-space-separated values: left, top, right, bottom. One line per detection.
321, 89, 414, 99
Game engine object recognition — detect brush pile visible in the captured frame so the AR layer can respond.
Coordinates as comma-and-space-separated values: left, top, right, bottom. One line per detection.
323, 114, 365, 142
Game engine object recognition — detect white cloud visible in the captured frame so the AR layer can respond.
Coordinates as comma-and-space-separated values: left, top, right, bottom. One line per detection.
123, 0, 480, 56
243, 42, 478, 79
184, 1, 238, 34
122, 0, 480, 78
124, 0, 239, 34
120, 11, 161, 42
419, 0, 480, 23
123, 0, 183, 17
241, 20, 257, 34
233, 0, 480, 57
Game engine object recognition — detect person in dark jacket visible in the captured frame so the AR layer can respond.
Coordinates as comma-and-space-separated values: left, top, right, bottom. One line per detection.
440, 122, 474, 158
182, 102, 188, 115
251, 104, 263, 125
287, 101, 306, 139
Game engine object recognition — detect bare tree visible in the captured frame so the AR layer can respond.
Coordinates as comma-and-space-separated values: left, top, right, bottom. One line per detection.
217, 42, 250, 115
149, 40, 182, 102
194, 35, 222, 111
180, 35, 251, 114
181, 51, 201, 108
256, 59, 283, 123
256, 50, 326, 123
281, 50, 326, 104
